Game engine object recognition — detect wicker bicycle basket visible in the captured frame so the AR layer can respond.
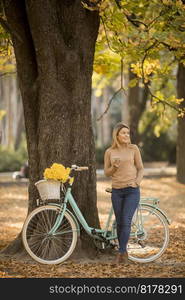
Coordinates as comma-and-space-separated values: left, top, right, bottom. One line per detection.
35, 179, 61, 200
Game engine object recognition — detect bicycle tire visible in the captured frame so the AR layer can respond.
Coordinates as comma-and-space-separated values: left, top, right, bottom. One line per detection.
112, 204, 169, 263
22, 205, 78, 264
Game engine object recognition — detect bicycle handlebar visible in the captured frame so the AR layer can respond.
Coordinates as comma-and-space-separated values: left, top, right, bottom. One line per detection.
71, 165, 88, 171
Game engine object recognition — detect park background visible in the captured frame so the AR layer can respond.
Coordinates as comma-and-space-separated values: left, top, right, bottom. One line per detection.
0, 0, 185, 278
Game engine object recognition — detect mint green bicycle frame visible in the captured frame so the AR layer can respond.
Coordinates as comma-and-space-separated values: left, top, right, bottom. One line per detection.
49, 186, 105, 239
48, 185, 170, 242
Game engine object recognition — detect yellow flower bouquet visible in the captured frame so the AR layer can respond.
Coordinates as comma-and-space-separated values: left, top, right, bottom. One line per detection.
43, 163, 71, 183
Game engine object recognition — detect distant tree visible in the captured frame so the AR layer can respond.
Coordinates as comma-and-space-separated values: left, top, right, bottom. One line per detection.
127, 67, 148, 144
177, 63, 185, 183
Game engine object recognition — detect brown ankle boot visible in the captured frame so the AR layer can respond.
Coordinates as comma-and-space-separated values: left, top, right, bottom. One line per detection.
114, 253, 121, 264
118, 251, 129, 264
114, 251, 129, 264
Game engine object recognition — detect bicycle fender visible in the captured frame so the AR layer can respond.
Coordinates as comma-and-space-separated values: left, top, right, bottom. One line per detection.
66, 209, 81, 236
140, 203, 171, 225
48, 203, 81, 236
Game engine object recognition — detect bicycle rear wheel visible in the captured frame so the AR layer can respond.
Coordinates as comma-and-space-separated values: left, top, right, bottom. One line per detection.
111, 204, 169, 263
22, 205, 78, 264
128, 204, 169, 263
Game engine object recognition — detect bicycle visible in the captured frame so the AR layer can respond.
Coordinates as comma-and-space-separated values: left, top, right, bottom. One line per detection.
22, 165, 170, 264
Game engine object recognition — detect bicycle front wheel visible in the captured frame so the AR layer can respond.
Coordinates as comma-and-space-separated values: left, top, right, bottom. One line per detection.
128, 204, 169, 263
22, 205, 78, 264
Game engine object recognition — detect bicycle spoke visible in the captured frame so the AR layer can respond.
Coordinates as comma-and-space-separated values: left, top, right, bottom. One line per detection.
22, 206, 78, 263
128, 206, 169, 262
111, 204, 169, 263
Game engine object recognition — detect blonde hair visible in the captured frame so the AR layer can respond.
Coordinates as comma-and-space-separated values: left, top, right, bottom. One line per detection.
111, 122, 130, 149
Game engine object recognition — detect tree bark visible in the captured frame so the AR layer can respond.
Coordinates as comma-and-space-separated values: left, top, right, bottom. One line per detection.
14, 78, 24, 151
14, 99, 24, 151
2, 0, 100, 256
177, 63, 185, 184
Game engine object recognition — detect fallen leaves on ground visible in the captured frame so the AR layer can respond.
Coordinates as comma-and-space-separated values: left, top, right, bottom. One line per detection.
0, 176, 185, 278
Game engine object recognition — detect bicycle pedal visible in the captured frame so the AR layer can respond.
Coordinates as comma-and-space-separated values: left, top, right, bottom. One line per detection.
138, 240, 145, 248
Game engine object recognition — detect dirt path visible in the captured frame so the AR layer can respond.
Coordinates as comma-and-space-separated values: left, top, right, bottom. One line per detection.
0, 175, 185, 278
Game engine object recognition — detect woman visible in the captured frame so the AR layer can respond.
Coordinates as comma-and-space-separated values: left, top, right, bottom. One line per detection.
104, 122, 144, 264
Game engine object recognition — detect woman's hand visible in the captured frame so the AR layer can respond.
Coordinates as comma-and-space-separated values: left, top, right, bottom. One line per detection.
113, 158, 120, 168
130, 181, 139, 188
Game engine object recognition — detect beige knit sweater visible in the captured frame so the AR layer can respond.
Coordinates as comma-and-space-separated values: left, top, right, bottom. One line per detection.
104, 144, 144, 189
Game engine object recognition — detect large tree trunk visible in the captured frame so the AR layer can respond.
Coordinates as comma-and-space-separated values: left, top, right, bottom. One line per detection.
177, 63, 185, 184
14, 79, 24, 151
2, 0, 100, 256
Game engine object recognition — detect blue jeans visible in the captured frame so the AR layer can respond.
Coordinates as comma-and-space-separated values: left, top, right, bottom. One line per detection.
111, 187, 140, 253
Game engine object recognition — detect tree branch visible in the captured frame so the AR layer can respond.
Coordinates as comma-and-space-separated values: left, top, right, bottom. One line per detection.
125, 14, 148, 29
97, 88, 122, 121
147, 9, 166, 29
0, 71, 16, 77
100, 16, 118, 53
96, 56, 127, 121
114, 0, 122, 9
113, 1, 148, 29
159, 41, 178, 52
81, 0, 102, 10
141, 40, 160, 81
0, 16, 10, 32
0, 16, 22, 42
